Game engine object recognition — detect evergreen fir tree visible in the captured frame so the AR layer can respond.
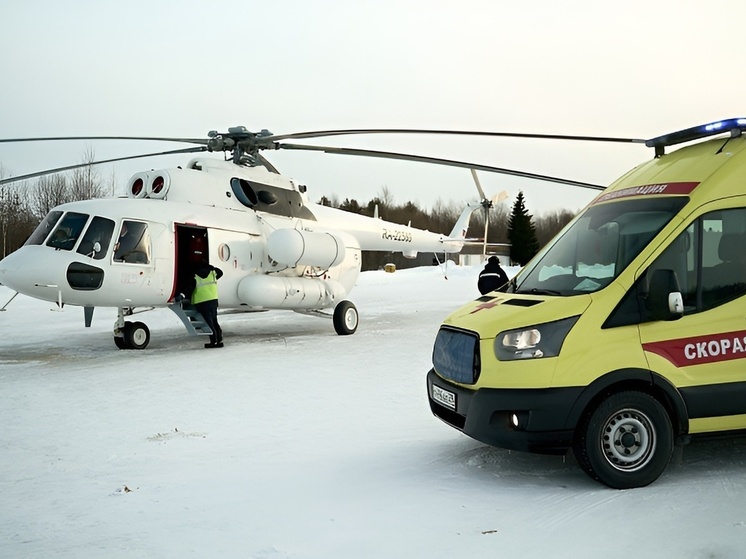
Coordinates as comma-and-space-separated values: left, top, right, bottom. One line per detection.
507, 191, 540, 265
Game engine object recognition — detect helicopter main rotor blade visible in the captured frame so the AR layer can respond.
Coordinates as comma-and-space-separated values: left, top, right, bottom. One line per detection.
277, 143, 606, 190
470, 169, 488, 201
0, 135, 209, 145
266, 128, 647, 145
0, 146, 207, 186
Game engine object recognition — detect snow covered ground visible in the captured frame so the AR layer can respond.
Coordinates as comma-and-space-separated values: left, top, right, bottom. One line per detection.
1, 264, 746, 558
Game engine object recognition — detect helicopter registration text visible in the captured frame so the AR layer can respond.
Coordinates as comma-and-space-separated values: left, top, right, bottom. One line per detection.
381, 228, 413, 242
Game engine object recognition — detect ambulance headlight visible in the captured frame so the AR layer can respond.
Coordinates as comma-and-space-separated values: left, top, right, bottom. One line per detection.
494, 316, 579, 361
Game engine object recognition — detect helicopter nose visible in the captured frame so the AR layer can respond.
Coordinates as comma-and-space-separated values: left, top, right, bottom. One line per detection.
0, 251, 20, 283
0, 247, 62, 297
0, 249, 27, 291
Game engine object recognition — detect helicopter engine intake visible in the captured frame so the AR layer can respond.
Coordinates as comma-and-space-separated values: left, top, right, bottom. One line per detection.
267, 229, 346, 268
237, 275, 345, 309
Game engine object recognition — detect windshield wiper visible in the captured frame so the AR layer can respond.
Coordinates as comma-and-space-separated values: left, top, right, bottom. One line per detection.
516, 287, 563, 296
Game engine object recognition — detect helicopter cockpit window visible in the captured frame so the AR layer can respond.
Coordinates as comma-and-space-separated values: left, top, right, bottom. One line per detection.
113, 220, 151, 264
46, 212, 90, 251
25, 210, 63, 246
76, 216, 115, 260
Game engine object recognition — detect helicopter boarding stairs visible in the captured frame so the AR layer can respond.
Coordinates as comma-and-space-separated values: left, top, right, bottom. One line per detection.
169, 301, 213, 337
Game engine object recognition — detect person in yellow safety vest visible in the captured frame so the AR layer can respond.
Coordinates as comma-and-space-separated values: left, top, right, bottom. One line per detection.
191, 260, 224, 348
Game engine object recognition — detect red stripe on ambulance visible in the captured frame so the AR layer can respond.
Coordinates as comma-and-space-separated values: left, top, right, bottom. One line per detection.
643, 330, 746, 367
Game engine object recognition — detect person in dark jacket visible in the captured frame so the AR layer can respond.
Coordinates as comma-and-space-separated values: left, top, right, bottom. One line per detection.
190, 260, 224, 348
478, 256, 509, 295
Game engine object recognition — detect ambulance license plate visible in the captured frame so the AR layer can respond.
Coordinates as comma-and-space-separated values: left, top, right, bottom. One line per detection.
432, 384, 456, 410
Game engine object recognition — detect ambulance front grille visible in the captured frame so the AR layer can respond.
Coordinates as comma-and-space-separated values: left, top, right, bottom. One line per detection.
432, 327, 480, 385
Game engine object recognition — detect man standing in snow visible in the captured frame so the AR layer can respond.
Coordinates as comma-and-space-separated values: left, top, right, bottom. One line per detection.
191, 260, 224, 348
478, 256, 509, 295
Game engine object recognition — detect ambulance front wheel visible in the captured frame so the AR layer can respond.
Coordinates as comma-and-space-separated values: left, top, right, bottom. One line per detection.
333, 300, 358, 335
573, 391, 674, 489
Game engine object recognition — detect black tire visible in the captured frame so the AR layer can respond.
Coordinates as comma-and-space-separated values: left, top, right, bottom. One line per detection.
114, 323, 131, 350
573, 391, 673, 489
125, 321, 150, 350
333, 300, 358, 335
114, 334, 129, 349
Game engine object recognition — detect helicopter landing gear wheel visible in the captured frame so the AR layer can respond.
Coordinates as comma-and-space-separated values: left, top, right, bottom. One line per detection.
114, 323, 131, 350
114, 322, 151, 350
333, 300, 358, 335
126, 321, 150, 350
114, 332, 129, 349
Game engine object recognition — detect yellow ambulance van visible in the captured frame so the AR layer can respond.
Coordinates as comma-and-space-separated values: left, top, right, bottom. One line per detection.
427, 118, 746, 488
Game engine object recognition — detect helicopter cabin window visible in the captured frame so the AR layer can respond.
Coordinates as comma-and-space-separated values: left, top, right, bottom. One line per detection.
113, 220, 151, 264
25, 210, 63, 246
46, 212, 90, 251
76, 216, 115, 260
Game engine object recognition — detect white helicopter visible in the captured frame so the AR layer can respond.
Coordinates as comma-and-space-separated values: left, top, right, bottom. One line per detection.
0, 126, 605, 349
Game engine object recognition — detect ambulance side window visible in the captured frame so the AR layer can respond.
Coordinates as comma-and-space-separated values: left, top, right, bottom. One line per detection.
699, 208, 746, 310
605, 208, 746, 327
650, 208, 746, 314
646, 208, 746, 315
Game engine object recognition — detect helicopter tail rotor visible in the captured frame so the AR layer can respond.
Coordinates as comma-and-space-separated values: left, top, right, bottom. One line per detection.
470, 170, 509, 257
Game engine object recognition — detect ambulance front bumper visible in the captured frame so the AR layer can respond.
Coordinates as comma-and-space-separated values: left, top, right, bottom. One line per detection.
427, 369, 583, 454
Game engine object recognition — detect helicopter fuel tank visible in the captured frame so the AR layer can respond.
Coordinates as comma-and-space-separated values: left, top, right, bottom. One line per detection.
267, 229, 346, 268
237, 274, 346, 309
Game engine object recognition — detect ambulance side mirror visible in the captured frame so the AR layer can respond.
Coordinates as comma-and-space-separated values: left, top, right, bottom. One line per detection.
668, 292, 684, 315
646, 269, 684, 321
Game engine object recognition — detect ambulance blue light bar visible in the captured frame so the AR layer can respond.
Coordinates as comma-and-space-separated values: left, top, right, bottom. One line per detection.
646, 118, 746, 155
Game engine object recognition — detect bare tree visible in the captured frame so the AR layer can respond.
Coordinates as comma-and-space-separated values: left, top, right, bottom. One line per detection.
534, 208, 576, 246
0, 164, 10, 258
30, 173, 69, 219
377, 185, 394, 208
70, 147, 106, 201
0, 166, 37, 258
431, 198, 461, 234
26, 147, 108, 220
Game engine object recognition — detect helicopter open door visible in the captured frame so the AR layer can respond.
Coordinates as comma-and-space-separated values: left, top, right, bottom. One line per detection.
174, 224, 209, 300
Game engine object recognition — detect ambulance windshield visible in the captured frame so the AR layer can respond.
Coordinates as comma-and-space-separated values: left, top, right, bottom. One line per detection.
512, 197, 688, 295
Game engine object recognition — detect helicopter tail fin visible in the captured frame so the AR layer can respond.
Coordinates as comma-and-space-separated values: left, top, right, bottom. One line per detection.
447, 201, 482, 241
440, 201, 482, 252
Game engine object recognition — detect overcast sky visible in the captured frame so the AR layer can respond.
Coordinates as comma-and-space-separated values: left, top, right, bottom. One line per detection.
1, 0, 744, 214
